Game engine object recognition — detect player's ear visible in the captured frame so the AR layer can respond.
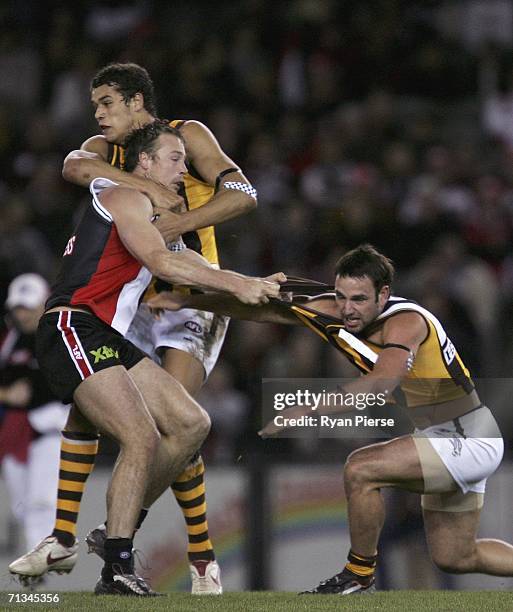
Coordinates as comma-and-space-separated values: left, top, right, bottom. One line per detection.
139, 150, 150, 170
131, 92, 144, 112
378, 284, 390, 307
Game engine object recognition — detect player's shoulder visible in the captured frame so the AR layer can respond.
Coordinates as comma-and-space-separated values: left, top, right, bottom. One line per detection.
82, 134, 110, 157
99, 185, 150, 211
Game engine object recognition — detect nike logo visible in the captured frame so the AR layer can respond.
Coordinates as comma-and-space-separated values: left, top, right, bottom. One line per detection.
47, 552, 73, 565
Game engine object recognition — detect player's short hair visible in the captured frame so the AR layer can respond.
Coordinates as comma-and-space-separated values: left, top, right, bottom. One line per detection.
335, 244, 394, 297
123, 121, 184, 173
91, 62, 157, 116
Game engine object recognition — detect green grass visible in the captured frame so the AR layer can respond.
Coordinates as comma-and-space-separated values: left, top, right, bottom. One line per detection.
1, 591, 513, 612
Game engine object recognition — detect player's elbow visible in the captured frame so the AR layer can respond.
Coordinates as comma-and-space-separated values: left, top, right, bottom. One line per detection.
62, 155, 82, 184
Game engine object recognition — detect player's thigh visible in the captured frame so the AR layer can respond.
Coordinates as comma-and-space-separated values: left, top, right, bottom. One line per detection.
73, 365, 158, 446
346, 435, 424, 491
424, 507, 481, 562
128, 357, 207, 437
161, 348, 205, 396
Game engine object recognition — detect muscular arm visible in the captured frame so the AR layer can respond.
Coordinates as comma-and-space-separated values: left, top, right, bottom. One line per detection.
101, 188, 278, 303
147, 292, 336, 325
155, 121, 256, 239
149, 291, 299, 324
328, 311, 429, 410
62, 135, 183, 208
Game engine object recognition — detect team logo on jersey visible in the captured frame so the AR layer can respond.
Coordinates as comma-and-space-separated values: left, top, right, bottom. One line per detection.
90, 345, 119, 364
184, 321, 203, 334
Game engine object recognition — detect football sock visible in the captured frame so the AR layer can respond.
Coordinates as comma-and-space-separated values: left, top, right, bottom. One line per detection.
345, 549, 377, 578
172, 454, 215, 562
52, 431, 98, 547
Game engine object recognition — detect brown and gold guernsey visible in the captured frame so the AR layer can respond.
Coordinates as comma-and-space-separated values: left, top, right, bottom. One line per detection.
107, 120, 219, 298
279, 295, 475, 410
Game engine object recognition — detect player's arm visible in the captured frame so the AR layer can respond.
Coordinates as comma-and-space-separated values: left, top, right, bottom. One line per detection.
340, 312, 428, 400
62, 135, 183, 209
148, 286, 298, 325
154, 121, 256, 240
102, 188, 279, 305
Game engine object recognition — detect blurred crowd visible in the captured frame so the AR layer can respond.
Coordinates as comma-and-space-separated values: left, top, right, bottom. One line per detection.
2, 0, 513, 461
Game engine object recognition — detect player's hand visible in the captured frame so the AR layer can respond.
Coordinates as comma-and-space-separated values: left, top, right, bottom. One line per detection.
147, 291, 188, 313
234, 278, 281, 305
265, 272, 287, 284
153, 208, 185, 243
147, 182, 185, 212
5, 379, 32, 407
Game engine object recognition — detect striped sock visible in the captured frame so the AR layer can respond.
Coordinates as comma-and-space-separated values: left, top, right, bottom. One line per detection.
345, 549, 377, 577
172, 454, 215, 562
52, 431, 98, 547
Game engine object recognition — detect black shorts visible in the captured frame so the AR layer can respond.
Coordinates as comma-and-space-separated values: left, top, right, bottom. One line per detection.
36, 311, 147, 403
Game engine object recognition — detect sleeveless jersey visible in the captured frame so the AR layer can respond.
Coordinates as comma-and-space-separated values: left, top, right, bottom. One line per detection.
280, 295, 474, 409
107, 119, 219, 265
46, 178, 152, 334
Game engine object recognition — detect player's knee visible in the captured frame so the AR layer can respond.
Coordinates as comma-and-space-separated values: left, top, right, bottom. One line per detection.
344, 452, 374, 494
185, 405, 211, 446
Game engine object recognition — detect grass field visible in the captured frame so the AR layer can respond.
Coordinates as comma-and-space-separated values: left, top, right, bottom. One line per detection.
1, 591, 512, 611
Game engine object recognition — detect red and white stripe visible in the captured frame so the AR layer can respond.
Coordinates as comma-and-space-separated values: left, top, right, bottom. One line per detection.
57, 311, 94, 380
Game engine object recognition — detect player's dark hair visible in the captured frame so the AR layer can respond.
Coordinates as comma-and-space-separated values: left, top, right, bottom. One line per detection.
91, 62, 157, 116
335, 244, 394, 298
123, 121, 184, 173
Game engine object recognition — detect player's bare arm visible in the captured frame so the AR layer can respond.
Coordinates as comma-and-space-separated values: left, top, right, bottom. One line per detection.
341, 311, 429, 400
62, 135, 183, 210
148, 275, 295, 324
100, 187, 280, 305
154, 120, 256, 241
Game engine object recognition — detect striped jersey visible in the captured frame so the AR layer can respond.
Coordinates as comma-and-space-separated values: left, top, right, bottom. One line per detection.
281, 295, 475, 409
46, 178, 152, 334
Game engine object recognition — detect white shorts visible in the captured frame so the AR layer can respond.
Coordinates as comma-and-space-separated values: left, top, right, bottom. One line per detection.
125, 304, 229, 380
414, 406, 503, 495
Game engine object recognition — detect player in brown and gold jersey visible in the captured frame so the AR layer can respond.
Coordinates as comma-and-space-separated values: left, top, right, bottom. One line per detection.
149, 244, 513, 595
53, 62, 258, 593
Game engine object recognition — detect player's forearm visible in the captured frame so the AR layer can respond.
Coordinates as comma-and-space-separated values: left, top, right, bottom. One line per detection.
178, 190, 256, 233
63, 156, 153, 195
152, 251, 247, 295
178, 293, 286, 322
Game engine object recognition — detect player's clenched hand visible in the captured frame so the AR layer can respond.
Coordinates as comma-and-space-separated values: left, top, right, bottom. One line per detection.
147, 291, 187, 313
147, 182, 185, 212
265, 272, 287, 284
153, 208, 185, 243
234, 278, 281, 305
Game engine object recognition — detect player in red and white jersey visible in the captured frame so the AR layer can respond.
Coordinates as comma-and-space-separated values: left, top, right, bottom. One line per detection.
9, 122, 281, 596
46, 176, 153, 336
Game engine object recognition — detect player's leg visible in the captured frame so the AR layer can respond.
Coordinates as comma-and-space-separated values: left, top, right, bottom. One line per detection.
162, 347, 221, 593
73, 365, 162, 595
424, 505, 513, 575
304, 435, 424, 595
127, 356, 211, 499
51, 405, 99, 548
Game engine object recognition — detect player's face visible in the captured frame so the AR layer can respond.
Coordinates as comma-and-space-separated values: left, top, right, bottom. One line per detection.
334, 275, 389, 333
91, 84, 139, 144
144, 134, 187, 189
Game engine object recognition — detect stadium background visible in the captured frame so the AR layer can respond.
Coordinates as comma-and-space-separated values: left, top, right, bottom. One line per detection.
1, 0, 513, 593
